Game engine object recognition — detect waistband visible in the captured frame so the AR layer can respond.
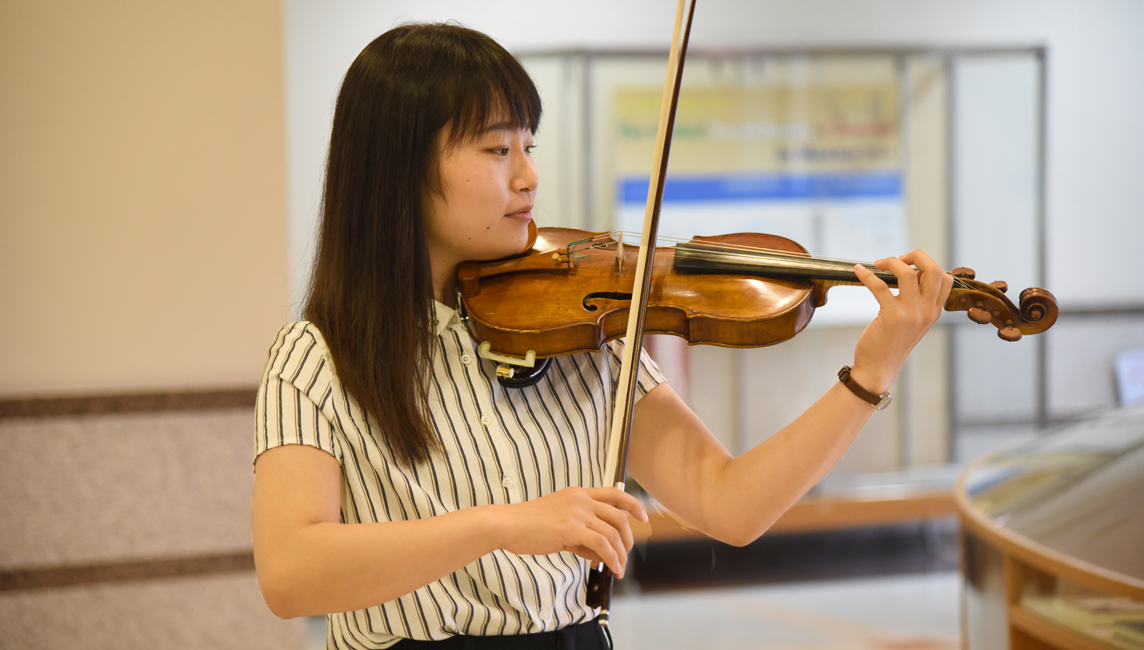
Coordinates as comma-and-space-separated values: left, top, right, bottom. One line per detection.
390, 617, 610, 650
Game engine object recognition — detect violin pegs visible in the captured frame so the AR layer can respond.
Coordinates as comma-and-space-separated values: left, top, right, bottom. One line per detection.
952, 267, 976, 280
998, 326, 1022, 342
989, 280, 1009, 293
967, 307, 992, 325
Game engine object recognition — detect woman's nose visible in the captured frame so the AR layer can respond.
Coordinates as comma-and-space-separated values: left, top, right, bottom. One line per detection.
513, 152, 538, 193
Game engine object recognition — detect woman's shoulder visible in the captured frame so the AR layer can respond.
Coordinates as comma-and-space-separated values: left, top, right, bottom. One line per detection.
268, 321, 330, 350
262, 321, 337, 389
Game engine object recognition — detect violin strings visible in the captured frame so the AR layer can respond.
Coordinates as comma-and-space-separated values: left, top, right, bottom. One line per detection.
582, 230, 971, 289
613, 230, 877, 267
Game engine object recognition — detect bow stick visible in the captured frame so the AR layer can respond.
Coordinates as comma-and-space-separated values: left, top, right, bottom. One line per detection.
585, 0, 698, 633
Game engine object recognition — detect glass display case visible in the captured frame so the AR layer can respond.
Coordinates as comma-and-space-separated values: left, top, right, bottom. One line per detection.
956, 401, 1144, 650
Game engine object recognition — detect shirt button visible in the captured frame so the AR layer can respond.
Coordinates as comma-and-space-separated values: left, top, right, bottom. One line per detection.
502, 476, 514, 489
461, 354, 472, 365
480, 414, 491, 426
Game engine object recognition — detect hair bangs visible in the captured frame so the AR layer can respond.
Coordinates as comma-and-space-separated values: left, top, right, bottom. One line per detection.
436, 38, 542, 146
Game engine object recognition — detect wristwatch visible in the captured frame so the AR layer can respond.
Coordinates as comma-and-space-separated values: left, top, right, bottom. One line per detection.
838, 365, 892, 410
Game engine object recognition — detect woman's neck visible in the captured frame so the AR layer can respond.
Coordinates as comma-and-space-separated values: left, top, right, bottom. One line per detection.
432, 261, 458, 308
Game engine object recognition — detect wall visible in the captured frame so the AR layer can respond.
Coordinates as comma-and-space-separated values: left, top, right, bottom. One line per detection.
1, 0, 1140, 642
0, 1, 297, 646
0, 402, 305, 648
284, 0, 1144, 313
284, 0, 1144, 432
0, 0, 290, 397
4, 1, 1135, 398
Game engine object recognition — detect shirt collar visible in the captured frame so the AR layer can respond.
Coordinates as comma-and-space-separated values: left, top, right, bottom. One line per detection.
433, 300, 460, 336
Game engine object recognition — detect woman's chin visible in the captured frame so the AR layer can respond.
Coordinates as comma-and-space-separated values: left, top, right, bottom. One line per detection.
500, 222, 532, 257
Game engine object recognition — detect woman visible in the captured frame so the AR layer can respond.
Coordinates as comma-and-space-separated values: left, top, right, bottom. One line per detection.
252, 22, 952, 650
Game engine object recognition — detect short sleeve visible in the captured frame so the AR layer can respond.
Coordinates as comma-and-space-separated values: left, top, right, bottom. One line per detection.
254, 323, 343, 467
602, 338, 668, 401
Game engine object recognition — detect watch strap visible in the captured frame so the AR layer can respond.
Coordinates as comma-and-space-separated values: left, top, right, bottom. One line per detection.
838, 365, 892, 410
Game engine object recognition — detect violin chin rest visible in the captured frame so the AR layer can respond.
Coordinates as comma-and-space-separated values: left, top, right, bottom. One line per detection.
496, 357, 552, 389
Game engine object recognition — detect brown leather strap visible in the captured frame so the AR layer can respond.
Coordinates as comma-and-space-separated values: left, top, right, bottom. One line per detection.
838, 365, 891, 410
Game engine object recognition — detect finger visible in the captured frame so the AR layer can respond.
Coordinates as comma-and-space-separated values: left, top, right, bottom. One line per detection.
594, 503, 635, 553
569, 546, 603, 566
936, 269, 955, 310
879, 256, 920, 300
579, 527, 624, 577
898, 249, 941, 275
588, 517, 628, 573
588, 487, 648, 522
854, 262, 896, 309
897, 250, 946, 304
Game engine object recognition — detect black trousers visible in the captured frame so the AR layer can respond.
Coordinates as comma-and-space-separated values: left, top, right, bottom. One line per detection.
390, 618, 609, 650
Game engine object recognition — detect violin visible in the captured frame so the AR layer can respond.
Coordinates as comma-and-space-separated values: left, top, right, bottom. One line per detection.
456, 226, 1059, 373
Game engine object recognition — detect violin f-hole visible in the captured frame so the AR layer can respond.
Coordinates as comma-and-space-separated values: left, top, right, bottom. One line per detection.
583, 292, 633, 312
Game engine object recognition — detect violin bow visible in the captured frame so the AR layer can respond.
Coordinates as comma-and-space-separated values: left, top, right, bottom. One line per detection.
586, 0, 698, 633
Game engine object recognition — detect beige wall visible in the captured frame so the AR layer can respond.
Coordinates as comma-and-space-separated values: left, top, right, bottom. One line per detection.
0, 406, 306, 648
0, 0, 289, 397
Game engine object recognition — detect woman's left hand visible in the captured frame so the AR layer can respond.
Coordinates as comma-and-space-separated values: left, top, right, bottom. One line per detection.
849, 250, 954, 394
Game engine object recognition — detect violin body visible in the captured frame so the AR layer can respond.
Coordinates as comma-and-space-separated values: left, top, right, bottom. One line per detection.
458, 228, 818, 359
456, 227, 1058, 362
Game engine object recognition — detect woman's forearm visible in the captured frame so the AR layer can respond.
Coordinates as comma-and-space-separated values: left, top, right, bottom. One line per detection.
628, 379, 879, 548
705, 381, 876, 545
253, 444, 644, 619
632, 251, 951, 547
256, 504, 506, 619
253, 445, 514, 619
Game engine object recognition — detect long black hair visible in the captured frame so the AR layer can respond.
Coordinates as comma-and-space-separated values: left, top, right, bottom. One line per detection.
304, 23, 542, 467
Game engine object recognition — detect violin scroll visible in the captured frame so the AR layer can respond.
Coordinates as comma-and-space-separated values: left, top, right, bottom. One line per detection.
945, 269, 1057, 342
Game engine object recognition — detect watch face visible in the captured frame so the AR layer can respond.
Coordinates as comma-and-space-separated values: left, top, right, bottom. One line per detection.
874, 394, 892, 411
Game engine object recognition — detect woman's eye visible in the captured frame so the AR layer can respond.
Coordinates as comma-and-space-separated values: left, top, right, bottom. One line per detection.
490, 147, 510, 156
525, 144, 536, 154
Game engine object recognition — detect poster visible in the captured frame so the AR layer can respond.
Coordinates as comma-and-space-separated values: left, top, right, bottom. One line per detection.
613, 76, 907, 324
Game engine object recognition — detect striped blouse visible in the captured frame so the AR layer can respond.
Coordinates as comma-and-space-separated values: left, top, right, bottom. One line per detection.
254, 301, 665, 649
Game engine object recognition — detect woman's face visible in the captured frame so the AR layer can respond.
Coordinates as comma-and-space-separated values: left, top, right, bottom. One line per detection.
424, 121, 538, 275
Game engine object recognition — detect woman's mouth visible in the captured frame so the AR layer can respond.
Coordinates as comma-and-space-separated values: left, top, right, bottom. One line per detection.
506, 205, 533, 220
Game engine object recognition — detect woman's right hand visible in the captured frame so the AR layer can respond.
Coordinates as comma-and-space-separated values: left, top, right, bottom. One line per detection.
494, 487, 647, 578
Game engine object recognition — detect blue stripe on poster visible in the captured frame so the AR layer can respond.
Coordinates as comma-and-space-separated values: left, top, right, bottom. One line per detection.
619, 172, 902, 204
